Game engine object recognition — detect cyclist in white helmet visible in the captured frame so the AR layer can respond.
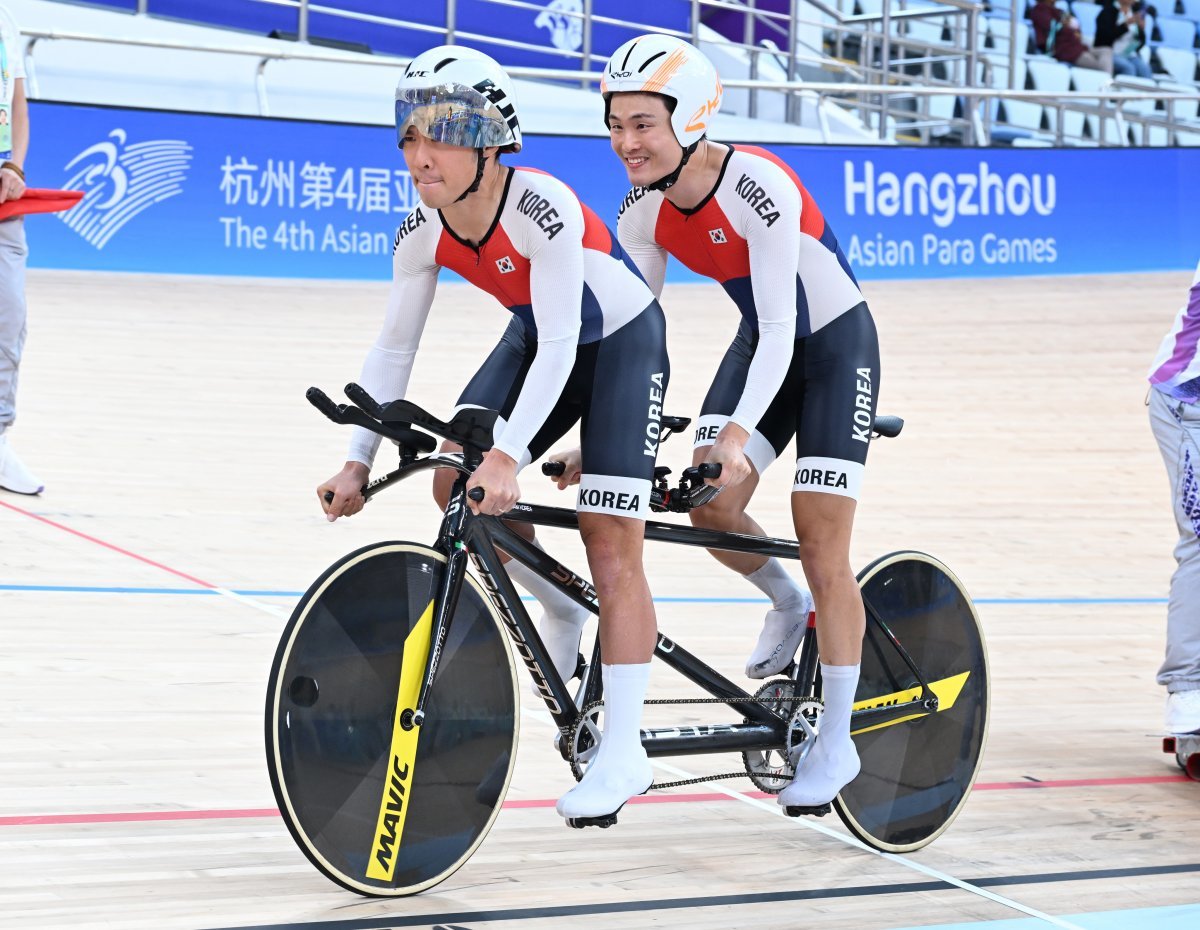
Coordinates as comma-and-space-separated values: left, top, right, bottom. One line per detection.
319, 45, 671, 827
560, 34, 882, 812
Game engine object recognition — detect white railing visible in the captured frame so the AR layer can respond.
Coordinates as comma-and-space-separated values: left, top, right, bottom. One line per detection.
23, 14, 1200, 146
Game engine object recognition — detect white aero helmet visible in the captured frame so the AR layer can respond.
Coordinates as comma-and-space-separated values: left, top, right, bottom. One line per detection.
601, 34, 722, 149
395, 45, 522, 153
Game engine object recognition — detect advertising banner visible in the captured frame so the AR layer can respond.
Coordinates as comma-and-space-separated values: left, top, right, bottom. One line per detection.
27, 100, 1200, 282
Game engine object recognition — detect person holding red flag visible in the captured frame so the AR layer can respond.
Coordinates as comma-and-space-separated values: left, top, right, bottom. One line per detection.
0, 1, 39, 494
0, 3, 82, 495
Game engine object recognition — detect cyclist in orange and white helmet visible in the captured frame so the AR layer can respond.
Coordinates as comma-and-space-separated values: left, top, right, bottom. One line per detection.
555, 33, 882, 812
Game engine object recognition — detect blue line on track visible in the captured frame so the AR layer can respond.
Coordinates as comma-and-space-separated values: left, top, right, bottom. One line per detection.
0, 584, 1169, 605
887, 902, 1200, 930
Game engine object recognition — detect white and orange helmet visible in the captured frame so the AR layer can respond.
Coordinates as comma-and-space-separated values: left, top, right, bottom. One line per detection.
601, 34, 723, 148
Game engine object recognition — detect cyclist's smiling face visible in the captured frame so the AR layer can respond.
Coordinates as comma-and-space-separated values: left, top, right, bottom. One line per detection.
608, 93, 680, 185
401, 127, 480, 208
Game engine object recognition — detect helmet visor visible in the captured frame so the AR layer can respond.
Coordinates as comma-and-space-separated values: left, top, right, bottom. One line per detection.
395, 83, 511, 149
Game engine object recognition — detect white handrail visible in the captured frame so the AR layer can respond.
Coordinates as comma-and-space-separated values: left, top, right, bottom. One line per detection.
20, 26, 1200, 145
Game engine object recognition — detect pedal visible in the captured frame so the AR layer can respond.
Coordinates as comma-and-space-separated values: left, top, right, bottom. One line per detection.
566, 812, 618, 829
783, 803, 831, 818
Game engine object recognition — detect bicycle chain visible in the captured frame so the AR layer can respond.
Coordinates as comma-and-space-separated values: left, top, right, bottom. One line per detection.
593, 692, 822, 791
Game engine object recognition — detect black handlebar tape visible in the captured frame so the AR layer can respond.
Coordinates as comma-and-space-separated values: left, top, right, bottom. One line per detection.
468, 487, 486, 502
306, 386, 342, 421
697, 462, 722, 479
542, 461, 566, 477
323, 485, 369, 506
872, 414, 905, 438
344, 382, 383, 418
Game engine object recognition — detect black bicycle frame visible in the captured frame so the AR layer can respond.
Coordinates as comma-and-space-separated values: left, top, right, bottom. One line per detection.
393, 457, 937, 755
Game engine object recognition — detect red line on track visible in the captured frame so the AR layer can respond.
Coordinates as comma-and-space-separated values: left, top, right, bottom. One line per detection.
2, 808, 280, 826
0, 499, 216, 589
2, 775, 1191, 827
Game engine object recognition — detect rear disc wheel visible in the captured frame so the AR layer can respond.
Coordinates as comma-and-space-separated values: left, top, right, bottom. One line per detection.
833, 551, 989, 852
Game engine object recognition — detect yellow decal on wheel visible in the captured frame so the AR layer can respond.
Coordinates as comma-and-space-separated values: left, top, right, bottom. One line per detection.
850, 671, 969, 736
365, 599, 435, 882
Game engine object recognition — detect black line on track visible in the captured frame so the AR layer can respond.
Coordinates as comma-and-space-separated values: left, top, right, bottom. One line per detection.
202, 862, 1200, 930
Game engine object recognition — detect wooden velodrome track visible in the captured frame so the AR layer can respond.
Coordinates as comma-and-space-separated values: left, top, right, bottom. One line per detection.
1, 268, 1198, 930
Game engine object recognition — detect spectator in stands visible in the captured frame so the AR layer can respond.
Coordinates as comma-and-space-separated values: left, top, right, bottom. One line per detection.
1028, 0, 1115, 73
1095, 0, 1155, 78
0, 2, 41, 495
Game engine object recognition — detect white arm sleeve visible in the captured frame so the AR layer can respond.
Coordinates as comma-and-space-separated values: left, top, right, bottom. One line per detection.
727, 170, 801, 434
490, 186, 584, 462
347, 217, 439, 468
616, 189, 668, 299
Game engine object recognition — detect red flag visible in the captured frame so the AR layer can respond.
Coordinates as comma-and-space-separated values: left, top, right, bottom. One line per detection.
0, 188, 86, 221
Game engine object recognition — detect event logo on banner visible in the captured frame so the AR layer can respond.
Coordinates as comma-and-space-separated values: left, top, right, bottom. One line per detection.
534, 0, 583, 52
60, 129, 192, 249
31, 102, 420, 277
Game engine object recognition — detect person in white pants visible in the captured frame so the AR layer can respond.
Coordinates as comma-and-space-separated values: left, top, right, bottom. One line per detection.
0, 2, 41, 496
1148, 259, 1200, 736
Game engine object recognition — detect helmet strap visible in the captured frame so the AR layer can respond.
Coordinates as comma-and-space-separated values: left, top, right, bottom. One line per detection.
454, 150, 489, 203
647, 138, 701, 192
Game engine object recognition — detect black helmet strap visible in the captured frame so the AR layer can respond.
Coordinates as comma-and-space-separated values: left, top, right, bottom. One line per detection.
454, 150, 489, 203
647, 138, 701, 192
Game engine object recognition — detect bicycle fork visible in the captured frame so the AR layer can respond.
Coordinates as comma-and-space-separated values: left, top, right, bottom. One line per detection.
406, 479, 474, 730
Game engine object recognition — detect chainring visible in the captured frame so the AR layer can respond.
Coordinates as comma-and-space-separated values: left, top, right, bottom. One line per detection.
566, 701, 604, 781
741, 679, 803, 793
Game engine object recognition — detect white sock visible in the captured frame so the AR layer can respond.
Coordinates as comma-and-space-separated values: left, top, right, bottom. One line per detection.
779, 663, 861, 808
507, 554, 590, 684
556, 663, 654, 820
744, 561, 814, 678
745, 559, 809, 612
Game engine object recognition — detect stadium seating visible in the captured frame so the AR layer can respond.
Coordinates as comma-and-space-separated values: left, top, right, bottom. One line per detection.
1154, 17, 1199, 48
1028, 56, 1083, 137
1068, 65, 1124, 142
1070, 1, 1103, 44
1177, 0, 1200, 24
1111, 75, 1171, 145
53, 0, 1200, 147
1154, 45, 1199, 81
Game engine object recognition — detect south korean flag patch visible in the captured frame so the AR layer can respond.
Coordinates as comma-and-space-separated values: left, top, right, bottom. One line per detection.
496, 256, 516, 274
708, 228, 727, 244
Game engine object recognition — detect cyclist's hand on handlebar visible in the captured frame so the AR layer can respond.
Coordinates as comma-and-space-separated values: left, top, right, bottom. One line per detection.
544, 446, 583, 490
466, 448, 520, 516
702, 423, 753, 489
318, 462, 369, 522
